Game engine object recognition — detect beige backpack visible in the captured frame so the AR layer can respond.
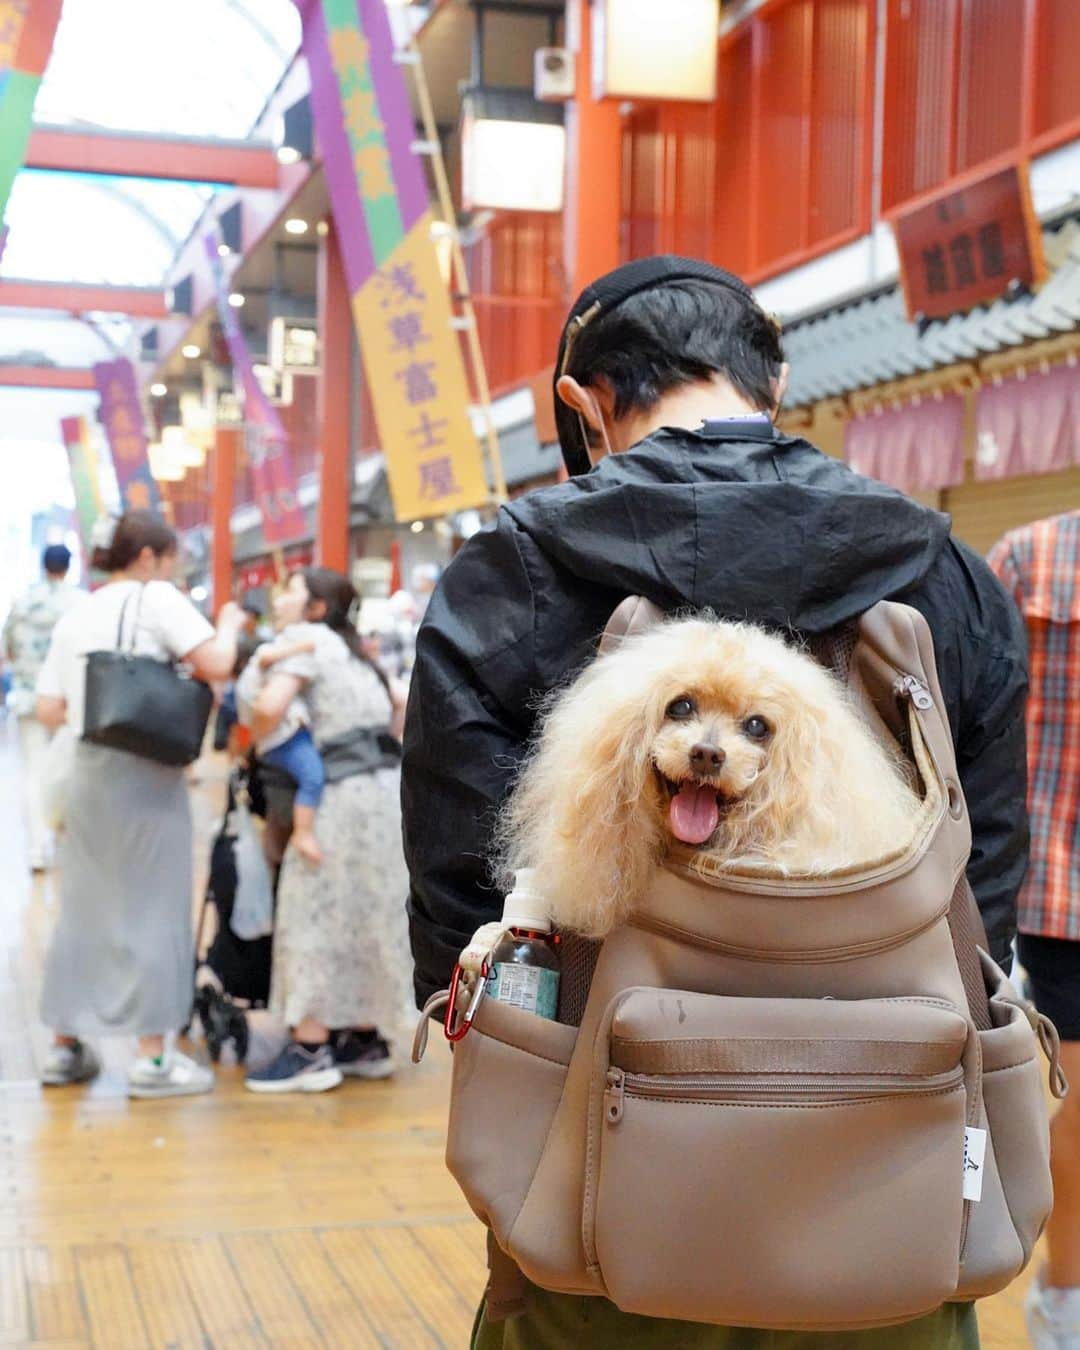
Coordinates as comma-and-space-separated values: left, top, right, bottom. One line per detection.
416, 599, 1066, 1333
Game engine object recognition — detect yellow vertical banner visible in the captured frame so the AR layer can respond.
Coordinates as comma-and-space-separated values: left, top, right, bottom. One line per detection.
352, 212, 489, 518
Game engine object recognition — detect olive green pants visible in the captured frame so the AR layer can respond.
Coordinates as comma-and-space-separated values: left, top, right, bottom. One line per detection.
471, 1287, 980, 1350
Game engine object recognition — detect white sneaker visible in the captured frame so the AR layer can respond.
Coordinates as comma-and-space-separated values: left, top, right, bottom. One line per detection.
128, 1050, 214, 1100
1025, 1272, 1080, 1350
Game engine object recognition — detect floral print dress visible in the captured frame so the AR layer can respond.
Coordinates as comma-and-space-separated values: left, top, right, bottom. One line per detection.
270, 625, 413, 1039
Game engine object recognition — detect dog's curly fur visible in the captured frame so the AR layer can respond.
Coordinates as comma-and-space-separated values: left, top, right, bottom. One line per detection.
496, 617, 922, 938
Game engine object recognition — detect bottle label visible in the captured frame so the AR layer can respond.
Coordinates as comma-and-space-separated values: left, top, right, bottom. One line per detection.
488, 963, 559, 1020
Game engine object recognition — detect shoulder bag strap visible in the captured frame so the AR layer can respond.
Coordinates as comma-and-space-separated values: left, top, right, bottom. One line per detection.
115, 587, 134, 653
115, 583, 148, 656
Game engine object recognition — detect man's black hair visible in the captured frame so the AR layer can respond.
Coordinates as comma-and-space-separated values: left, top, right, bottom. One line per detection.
554, 256, 785, 474
42, 544, 72, 576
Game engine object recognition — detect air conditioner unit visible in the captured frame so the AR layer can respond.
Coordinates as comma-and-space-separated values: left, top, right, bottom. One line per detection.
535, 47, 575, 102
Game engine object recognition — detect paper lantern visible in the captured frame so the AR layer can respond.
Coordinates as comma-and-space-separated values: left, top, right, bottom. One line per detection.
593, 0, 718, 102
461, 88, 566, 214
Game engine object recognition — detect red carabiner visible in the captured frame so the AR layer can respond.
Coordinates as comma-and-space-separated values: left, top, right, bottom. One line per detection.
444, 962, 488, 1043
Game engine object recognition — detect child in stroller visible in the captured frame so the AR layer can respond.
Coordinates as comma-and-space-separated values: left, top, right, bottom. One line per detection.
192, 630, 300, 1062
193, 762, 280, 1061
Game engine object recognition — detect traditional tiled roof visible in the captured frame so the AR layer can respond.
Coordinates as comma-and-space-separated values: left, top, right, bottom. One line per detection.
783, 213, 1080, 408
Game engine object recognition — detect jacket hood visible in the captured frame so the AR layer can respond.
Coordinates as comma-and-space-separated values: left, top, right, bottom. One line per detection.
505, 423, 952, 635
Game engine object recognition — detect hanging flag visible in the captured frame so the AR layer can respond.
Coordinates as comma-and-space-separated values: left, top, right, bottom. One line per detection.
59, 415, 105, 564
204, 233, 306, 546
294, 0, 491, 522
92, 357, 161, 513
0, 0, 64, 223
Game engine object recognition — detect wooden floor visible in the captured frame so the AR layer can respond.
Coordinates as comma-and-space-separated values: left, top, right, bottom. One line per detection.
0, 718, 1039, 1347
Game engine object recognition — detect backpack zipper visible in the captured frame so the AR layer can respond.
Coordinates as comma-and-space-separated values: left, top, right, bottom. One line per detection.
894, 674, 933, 711
604, 1064, 964, 1125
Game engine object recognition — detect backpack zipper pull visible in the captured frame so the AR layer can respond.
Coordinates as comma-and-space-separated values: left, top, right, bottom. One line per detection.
605, 1068, 625, 1124
894, 674, 933, 711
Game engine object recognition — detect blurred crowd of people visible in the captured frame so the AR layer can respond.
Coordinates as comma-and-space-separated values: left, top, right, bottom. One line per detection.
2, 513, 430, 1099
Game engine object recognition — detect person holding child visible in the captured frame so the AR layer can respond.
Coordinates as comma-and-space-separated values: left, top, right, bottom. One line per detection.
244, 568, 411, 1093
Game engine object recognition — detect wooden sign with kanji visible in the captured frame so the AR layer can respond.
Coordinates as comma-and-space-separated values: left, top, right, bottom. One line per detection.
893, 164, 1046, 323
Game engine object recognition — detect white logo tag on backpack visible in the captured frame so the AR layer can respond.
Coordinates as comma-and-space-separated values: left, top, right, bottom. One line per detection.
963, 1127, 987, 1201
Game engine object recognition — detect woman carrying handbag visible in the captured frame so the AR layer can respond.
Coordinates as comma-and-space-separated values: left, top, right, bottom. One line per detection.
34, 511, 245, 1098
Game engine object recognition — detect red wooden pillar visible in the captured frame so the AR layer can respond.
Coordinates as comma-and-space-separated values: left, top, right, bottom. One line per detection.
316, 218, 352, 573
565, 0, 623, 300
211, 427, 238, 613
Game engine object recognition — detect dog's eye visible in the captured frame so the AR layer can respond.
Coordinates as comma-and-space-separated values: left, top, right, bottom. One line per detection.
666, 697, 696, 720
743, 715, 771, 740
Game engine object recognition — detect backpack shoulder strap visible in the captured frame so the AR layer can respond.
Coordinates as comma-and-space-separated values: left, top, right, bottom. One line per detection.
855, 602, 991, 1027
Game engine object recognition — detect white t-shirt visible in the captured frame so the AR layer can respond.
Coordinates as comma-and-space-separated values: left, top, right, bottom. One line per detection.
36, 580, 215, 736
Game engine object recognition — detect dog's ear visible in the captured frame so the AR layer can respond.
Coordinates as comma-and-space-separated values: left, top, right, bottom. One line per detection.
749, 695, 831, 860
751, 661, 897, 867
496, 648, 667, 937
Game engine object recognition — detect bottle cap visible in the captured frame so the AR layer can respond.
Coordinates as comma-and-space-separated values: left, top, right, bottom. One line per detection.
501, 868, 552, 933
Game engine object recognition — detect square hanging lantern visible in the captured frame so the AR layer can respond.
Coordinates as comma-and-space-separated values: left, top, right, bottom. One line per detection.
593, 0, 719, 103
163, 424, 205, 470
148, 441, 185, 483
179, 392, 216, 452
461, 88, 566, 214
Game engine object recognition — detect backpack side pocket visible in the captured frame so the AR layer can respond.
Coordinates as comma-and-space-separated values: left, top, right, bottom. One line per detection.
957, 952, 1053, 1297
446, 999, 576, 1252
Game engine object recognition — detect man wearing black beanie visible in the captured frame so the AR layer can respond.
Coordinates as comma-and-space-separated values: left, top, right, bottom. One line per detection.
402, 256, 1027, 1349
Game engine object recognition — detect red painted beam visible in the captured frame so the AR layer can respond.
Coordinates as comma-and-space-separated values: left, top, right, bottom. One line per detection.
15, 0, 64, 75
212, 428, 238, 612
565, 0, 621, 299
316, 220, 352, 571
25, 126, 281, 188
0, 278, 168, 317
0, 365, 95, 390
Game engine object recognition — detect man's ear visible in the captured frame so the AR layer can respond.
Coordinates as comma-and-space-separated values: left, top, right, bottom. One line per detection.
770, 362, 790, 413
556, 375, 607, 435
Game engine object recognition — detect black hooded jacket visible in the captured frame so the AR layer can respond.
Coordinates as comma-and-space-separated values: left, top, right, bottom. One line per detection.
402, 422, 1028, 1006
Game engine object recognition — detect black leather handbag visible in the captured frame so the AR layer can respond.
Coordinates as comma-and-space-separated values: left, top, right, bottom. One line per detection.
82, 585, 213, 767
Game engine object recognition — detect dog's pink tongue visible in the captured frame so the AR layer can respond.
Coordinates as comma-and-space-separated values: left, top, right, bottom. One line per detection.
670, 783, 721, 845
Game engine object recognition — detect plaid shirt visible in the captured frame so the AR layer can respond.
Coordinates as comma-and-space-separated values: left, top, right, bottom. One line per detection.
988, 511, 1080, 939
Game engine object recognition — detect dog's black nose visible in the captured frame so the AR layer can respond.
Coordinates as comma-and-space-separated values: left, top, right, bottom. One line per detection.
690, 743, 725, 772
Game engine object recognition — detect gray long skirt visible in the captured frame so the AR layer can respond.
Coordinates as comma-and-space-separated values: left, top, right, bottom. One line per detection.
40, 743, 194, 1038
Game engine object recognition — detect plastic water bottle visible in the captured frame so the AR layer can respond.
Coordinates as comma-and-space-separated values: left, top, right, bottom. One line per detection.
486, 869, 561, 1020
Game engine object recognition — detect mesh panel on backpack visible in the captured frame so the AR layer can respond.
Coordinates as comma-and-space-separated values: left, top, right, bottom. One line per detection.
557, 934, 602, 1026
805, 622, 858, 684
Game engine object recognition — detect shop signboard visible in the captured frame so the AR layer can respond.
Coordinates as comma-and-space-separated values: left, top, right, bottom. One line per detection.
204, 233, 306, 546
92, 358, 161, 512
59, 415, 106, 564
294, 0, 490, 521
0, 0, 63, 223
894, 164, 1046, 322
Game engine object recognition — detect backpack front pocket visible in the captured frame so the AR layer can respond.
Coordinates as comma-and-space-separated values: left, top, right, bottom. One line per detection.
588, 989, 970, 1331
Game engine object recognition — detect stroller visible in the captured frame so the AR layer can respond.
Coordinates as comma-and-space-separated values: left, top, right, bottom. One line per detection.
191, 764, 275, 1062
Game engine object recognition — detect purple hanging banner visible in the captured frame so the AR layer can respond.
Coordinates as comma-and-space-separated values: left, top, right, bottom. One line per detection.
293, 0, 490, 522
92, 358, 161, 513
204, 233, 306, 546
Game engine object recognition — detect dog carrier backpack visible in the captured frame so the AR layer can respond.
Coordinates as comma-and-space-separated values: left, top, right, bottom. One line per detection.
417, 598, 1066, 1333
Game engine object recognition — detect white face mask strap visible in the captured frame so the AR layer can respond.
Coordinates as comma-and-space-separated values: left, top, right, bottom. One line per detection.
577, 407, 615, 465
